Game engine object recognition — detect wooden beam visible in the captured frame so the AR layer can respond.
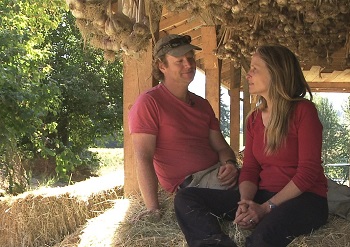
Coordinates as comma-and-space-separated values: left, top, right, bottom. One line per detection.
230, 65, 241, 152
242, 75, 250, 149
201, 26, 220, 118
309, 82, 350, 93
123, 40, 155, 196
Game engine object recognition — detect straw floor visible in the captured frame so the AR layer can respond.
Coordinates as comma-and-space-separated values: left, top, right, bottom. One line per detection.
56, 189, 350, 247
1, 171, 349, 247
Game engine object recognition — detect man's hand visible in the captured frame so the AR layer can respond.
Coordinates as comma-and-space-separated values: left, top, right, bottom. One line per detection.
130, 208, 162, 223
217, 163, 239, 188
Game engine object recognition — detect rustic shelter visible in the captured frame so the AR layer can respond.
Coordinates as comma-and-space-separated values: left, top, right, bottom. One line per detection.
65, 0, 350, 194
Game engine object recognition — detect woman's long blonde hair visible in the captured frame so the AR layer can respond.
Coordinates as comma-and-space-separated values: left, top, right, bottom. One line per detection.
250, 45, 313, 155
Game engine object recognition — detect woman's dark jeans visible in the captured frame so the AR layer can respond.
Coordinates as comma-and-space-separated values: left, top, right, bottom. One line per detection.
174, 187, 328, 247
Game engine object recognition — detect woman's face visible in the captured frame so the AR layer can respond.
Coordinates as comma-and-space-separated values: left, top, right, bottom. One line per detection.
246, 53, 271, 98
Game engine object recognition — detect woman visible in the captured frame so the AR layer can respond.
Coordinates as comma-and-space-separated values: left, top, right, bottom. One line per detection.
234, 45, 328, 246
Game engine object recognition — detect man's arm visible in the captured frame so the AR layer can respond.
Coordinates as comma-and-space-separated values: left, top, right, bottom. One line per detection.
209, 129, 239, 187
131, 133, 159, 211
209, 129, 237, 163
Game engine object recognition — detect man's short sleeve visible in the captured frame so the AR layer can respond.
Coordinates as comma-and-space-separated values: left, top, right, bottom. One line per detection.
128, 93, 159, 136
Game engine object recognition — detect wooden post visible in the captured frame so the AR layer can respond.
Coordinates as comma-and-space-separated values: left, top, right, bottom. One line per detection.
242, 73, 250, 148
201, 26, 220, 118
229, 64, 241, 152
123, 40, 156, 196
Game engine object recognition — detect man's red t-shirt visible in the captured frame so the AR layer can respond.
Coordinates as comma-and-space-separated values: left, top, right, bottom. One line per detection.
128, 83, 221, 193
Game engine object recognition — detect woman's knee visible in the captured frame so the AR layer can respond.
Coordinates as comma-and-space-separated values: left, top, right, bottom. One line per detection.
246, 224, 291, 247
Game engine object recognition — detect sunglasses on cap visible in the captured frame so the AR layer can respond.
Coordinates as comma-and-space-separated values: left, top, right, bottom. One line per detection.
155, 35, 192, 55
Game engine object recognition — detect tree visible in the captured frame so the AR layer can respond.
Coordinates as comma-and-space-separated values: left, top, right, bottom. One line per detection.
220, 92, 230, 138
314, 96, 349, 183
0, 1, 124, 193
41, 11, 124, 178
0, 0, 65, 193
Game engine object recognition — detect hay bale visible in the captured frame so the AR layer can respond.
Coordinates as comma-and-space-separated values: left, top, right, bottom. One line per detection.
289, 215, 350, 247
113, 191, 350, 247
0, 172, 123, 247
114, 192, 187, 247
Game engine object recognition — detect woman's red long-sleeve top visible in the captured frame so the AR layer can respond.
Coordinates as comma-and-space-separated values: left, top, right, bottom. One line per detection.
239, 100, 328, 198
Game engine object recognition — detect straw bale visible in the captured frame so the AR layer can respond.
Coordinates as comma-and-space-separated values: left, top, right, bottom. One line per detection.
0, 172, 123, 247
114, 192, 187, 247
113, 191, 350, 247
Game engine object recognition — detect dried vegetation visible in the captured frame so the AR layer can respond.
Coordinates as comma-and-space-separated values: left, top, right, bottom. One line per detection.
0, 176, 349, 246
65, 0, 350, 69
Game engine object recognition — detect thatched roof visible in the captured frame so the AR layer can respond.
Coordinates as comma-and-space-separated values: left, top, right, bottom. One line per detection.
66, 0, 350, 68
66, 0, 350, 91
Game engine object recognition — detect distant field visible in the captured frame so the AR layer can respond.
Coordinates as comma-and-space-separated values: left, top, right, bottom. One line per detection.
89, 148, 124, 176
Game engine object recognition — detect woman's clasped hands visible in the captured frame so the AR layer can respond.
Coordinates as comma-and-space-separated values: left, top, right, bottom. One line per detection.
234, 199, 269, 229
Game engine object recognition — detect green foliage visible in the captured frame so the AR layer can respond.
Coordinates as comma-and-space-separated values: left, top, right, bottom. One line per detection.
0, 2, 124, 192
220, 92, 230, 138
42, 11, 124, 152
0, 0, 65, 193
314, 96, 350, 183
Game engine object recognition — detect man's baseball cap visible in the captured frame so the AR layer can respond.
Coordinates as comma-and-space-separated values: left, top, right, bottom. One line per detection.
153, 34, 202, 58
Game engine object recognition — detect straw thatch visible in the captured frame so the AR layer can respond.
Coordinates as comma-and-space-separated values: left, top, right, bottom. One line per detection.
66, 0, 163, 61
0, 172, 123, 247
66, 0, 350, 68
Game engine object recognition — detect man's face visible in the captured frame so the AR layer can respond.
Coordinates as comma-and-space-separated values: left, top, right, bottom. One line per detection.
159, 51, 196, 85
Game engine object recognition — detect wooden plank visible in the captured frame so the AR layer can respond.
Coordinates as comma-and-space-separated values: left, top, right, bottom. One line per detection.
159, 11, 192, 31
303, 66, 322, 82
187, 28, 202, 40
317, 71, 343, 82
166, 18, 204, 35
330, 69, 350, 82
123, 40, 155, 196
158, 29, 202, 43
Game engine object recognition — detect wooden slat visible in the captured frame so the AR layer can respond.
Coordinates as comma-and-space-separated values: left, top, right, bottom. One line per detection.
159, 11, 192, 31
165, 18, 204, 35
187, 28, 202, 40
318, 71, 343, 82
330, 69, 350, 82
303, 66, 322, 82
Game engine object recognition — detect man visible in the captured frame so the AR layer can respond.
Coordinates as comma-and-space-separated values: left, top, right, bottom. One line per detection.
128, 34, 240, 246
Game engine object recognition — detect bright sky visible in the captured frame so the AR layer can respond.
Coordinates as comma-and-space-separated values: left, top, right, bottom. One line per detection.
189, 70, 350, 111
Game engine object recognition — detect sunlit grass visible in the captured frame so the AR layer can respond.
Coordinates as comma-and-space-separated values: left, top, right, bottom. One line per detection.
89, 148, 124, 176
